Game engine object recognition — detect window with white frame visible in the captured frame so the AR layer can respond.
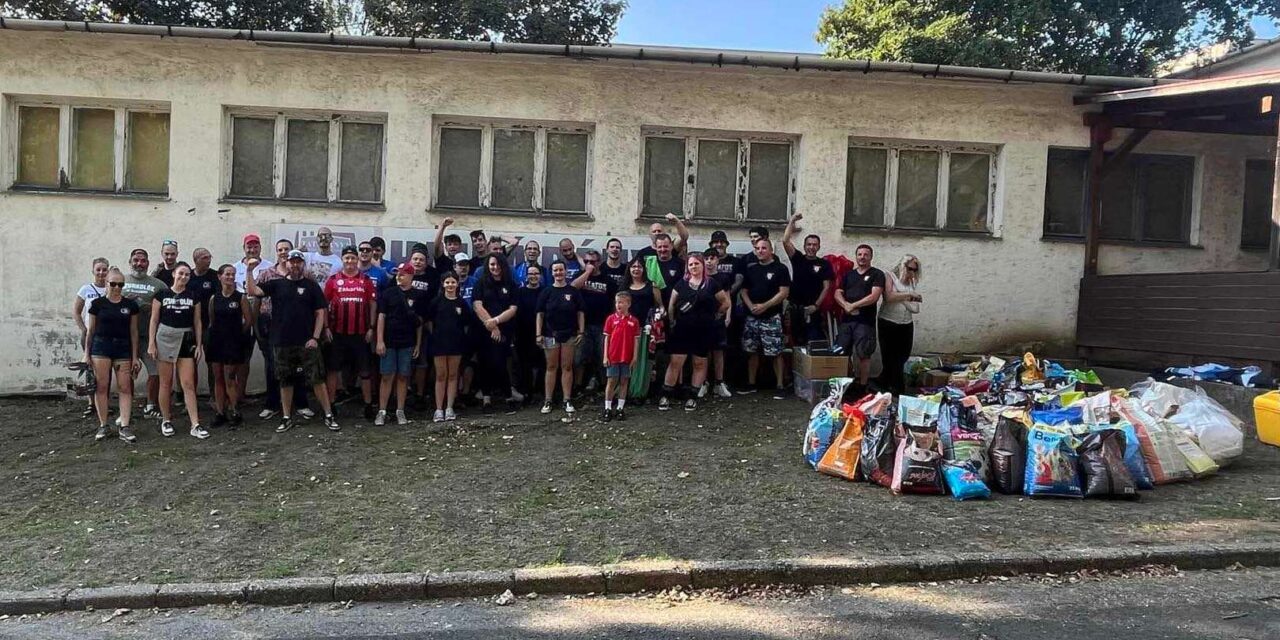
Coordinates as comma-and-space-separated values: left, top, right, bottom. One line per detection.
8, 98, 170, 194
642, 129, 795, 222
225, 109, 385, 205
844, 139, 997, 233
433, 118, 592, 215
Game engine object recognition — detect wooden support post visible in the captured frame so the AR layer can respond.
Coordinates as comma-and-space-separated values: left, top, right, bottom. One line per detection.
1084, 118, 1112, 277
1271, 113, 1280, 270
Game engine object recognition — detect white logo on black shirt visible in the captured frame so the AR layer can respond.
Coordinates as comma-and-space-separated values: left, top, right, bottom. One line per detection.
297, 287, 305, 295
813, 265, 821, 273
766, 273, 774, 280
119, 308, 129, 315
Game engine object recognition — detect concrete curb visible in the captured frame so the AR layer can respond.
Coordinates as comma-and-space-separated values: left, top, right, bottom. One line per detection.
9, 542, 1279, 615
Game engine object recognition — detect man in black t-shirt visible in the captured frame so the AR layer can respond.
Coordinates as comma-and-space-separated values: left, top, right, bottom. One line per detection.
834, 244, 885, 389
738, 238, 791, 398
188, 247, 220, 403
781, 214, 833, 347
600, 238, 628, 289
245, 249, 337, 433
432, 218, 466, 272
572, 250, 617, 392
635, 213, 691, 261
651, 234, 684, 304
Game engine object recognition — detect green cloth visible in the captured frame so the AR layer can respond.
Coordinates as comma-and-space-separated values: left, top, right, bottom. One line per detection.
628, 331, 652, 399
644, 255, 666, 290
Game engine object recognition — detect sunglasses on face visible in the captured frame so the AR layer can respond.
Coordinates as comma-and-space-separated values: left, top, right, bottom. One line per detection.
108, 282, 124, 288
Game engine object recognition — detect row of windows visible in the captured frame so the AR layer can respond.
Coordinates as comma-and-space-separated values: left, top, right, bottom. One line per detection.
8, 98, 1272, 247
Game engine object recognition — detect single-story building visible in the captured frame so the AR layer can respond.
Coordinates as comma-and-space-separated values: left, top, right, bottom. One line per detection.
0, 19, 1276, 394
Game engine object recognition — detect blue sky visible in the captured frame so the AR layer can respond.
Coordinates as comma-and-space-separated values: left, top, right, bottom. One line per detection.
615, 1, 1279, 54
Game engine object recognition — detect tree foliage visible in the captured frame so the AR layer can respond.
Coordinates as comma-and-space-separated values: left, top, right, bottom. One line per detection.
816, 0, 1280, 76
0, 0, 626, 43
364, 0, 625, 44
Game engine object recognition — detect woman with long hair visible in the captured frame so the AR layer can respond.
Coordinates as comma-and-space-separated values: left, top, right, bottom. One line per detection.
429, 272, 468, 422
473, 254, 519, 408
84, 267, 140, 442
660, 253, 730, 411
206, 263, 252, 428
536, 261, 584, 416
878, 254, 923, 395
74, 257, 110, 418
148, 262, 207, 439
624, 258, 663, 327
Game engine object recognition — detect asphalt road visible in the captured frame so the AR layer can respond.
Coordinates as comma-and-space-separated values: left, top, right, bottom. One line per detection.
4, 567, 1279, 639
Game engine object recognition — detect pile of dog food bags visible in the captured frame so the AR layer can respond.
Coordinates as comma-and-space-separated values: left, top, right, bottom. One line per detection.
802, 354, 1246, 500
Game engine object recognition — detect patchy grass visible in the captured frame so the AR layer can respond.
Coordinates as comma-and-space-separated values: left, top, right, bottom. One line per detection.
1, 396, 1278, 590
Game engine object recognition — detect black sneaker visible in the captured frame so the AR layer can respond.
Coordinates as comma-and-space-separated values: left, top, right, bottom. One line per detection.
83, 405, 97, 419
658, 397, 670, 411
602, 408, 613, 422
736, 387, 757, 395
276, 416, 294, 433
363, 403, 376, 421
684, 398, 697, 411
228, 410, 243, 429
772, 387, 787, 400
616, 408, 626, 422
118, 425, 137, 443
212, 412, 228, 428
324, 414, 340, 431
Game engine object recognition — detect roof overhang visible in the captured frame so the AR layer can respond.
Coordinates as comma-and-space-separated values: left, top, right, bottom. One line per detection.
1076, 69, 1280, 136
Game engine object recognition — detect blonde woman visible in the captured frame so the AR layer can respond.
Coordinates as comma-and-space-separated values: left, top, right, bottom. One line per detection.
878, 255, 922, 395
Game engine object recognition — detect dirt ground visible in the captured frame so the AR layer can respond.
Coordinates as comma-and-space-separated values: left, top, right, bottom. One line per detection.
2, 393, 1278, 591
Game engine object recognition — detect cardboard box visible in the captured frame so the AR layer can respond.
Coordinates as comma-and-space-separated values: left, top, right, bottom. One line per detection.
921, 369, 952, 389
793, 347, 849, 381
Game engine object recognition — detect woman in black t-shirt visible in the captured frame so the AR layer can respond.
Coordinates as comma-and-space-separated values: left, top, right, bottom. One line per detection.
148, 262, 207, 439
84, 267, 140, 442
535, 262, 584, 416
428, 272, 468, 422
207, 264, 252, 428
625, 258, 663, 327
661, 253, 730, 411
472, 255, 519, 408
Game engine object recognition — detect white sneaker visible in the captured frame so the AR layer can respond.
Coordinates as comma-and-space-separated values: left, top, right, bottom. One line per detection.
697, 383, 709, 399
564, 402, 576, 415
714, 382, 733, 398
259, 408, 278, 420
297, 408, 316, 419
433, 410, 445, 423
509, 388, 526, 403
396, 410, 411, 425
374, 410, 387, 426
540, 402, 552, 414
160, 420, 175, 437
189, 424, 210, 439
445, 408, 457, 421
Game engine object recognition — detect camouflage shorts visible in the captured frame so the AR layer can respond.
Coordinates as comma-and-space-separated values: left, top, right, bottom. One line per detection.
274, 345, 326, 387
742, 315, 784, 357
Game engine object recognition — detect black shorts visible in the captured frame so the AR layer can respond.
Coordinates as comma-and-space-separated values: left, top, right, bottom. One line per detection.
275, 345, 325, 387
324, 334, 371, 375
837, 321, 877, 359
90, 336, 131, 362
207, 331, 250, 365
712, 322, 728, 350
667, 321, 712, 358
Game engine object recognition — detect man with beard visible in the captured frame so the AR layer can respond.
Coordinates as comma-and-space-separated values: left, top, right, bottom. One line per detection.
650, 234, 684, 304
635, 213, 690, 259
246, 249, 338, 433
305, 227, 344, 285
324, 246, 378, 420
189, 247, 220, 405
600, 238, 628, 289
781, 213, 833, 347
571, 250, 617, 393
123, 248, 169, 418
153, 240, 180, 287
739, 238, 791, 399
834, 244, 885, 393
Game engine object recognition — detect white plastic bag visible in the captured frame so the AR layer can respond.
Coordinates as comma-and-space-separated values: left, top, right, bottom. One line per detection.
1165, 387, 1244, 465
1130, 379, 1194, 419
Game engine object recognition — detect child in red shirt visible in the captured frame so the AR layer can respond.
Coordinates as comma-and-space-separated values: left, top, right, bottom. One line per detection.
601, 291, 641, 421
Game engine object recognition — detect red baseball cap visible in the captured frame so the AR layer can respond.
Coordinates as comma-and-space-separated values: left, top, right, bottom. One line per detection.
398, 261, 414, 275
242, 233, 261, 245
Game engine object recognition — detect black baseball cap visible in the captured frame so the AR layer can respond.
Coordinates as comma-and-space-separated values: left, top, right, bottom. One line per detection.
341, 246, 358, 256
710, 230, 728, 243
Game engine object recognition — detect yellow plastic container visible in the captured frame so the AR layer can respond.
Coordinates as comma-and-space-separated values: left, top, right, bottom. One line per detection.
1255, 391, 1280, 447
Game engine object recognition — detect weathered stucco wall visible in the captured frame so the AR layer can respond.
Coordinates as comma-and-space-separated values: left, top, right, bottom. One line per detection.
0, 31, 1269, 393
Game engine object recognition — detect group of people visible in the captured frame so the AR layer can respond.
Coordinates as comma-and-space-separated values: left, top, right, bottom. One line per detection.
76, 213, 923, 442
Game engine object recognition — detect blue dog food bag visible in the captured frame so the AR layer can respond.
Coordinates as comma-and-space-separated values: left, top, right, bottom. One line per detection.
1024, 427, 1083, 498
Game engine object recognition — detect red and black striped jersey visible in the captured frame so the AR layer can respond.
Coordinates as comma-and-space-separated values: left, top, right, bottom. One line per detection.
324, 272, 377, 335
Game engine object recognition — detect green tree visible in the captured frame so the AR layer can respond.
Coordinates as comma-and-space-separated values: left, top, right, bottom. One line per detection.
363, 0, 626, 44
1, 1, 338, 30
816, 0, 1280, 76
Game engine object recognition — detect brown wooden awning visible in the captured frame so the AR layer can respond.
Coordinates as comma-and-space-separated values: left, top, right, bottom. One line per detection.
1075, 69, 1280, 273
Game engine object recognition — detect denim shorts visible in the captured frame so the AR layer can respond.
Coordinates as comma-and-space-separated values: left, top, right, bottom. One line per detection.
90, 336, 131, 364
380, 347, 415, 376
605, 363, 631, 378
